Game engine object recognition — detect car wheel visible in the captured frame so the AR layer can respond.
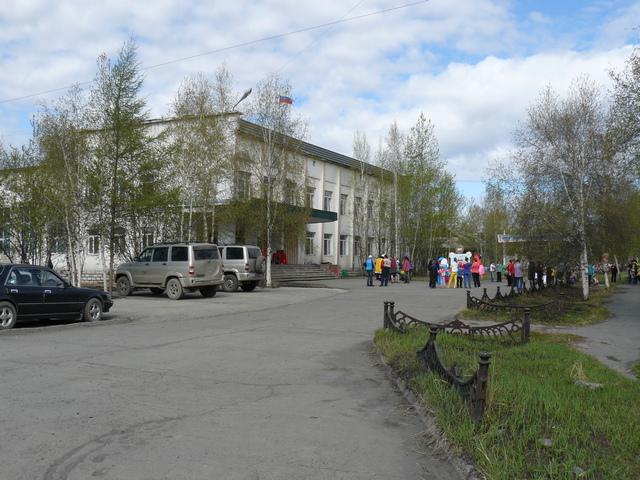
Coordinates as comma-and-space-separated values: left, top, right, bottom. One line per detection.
200, 286, 217, 298
222, 274, 239, 292
0, 302, 17, 329
166, 278, 184, 300
83, 298, 103, 322
150, 287, 164, 295
240, 282, 257, 292
116, 276, 132, 296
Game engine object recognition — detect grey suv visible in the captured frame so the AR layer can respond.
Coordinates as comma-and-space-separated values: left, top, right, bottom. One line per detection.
218, 245, 265, 292
115, 243, 223, 299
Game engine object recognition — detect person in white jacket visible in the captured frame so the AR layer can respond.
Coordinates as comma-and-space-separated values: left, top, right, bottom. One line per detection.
447, 259, 458, 288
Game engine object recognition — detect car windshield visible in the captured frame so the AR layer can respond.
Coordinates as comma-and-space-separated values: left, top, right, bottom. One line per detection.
193, 246, 219, 260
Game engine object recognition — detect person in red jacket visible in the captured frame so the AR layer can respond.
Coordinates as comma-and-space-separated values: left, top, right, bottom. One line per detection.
506, 259, 515, 287
471, 258, 481, 288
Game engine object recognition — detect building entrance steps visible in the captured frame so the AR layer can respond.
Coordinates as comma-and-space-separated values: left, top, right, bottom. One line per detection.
270, 263, 338, 283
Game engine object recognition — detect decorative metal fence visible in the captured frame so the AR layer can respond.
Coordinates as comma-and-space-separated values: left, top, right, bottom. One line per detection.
381, 301, 534, 421
417, 327, 491, 421
383, 301, 531, 344
466, 285, 565, 316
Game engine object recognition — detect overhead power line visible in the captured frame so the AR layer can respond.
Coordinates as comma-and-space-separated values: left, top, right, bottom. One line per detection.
0, 0, 429, 105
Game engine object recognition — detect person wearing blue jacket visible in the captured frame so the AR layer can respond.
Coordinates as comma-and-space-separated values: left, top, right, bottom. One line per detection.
463, 257, 472, 289
364, 255, 374, 287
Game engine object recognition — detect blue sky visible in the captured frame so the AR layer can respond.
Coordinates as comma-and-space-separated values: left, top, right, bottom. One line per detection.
0, 0, 638, 202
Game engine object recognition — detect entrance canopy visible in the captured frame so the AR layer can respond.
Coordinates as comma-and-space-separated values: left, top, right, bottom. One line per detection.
308, 208, 337, 224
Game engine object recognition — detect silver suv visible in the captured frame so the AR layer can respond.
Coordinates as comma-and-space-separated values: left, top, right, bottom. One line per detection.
218, 245, 265, 292
115, 243, 223, 299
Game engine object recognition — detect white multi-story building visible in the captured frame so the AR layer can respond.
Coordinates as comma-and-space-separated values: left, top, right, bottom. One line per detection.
1, 114, 392, 277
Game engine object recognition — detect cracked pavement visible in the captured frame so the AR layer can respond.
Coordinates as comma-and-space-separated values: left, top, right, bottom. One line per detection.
0, 280, 467, 480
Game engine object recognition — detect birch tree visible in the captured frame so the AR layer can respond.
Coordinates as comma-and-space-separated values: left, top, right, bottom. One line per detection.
170, 67, 235, 242
514, 78, 611, 300
351, 131, 372, 267
36, 86, 90, 285
244, 74, 307, 287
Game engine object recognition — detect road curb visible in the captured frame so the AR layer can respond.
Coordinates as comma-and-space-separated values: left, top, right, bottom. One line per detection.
373, 343, 482, 480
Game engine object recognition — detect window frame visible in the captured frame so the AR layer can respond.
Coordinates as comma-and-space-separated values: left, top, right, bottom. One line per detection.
305, 232, 315, 255
323, 191, 332, 211
339, 193, 348, 215
339, 235, 348, 256
323, 233, 332, 256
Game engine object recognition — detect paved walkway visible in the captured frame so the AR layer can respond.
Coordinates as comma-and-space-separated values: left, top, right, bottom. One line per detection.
543, 284, 640, 378
0, 278, 474, 480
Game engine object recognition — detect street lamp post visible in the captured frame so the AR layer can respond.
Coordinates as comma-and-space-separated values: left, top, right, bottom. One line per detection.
232, 88, 252, 110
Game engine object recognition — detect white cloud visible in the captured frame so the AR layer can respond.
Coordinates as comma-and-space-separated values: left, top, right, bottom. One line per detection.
528, 11, 552, 24
0, 0, 637, 196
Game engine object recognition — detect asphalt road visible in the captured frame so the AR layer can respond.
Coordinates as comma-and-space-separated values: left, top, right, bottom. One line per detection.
0, 279, 471, 480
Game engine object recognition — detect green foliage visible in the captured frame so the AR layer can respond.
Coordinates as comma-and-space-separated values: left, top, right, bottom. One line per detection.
0, 145, 53, 264
375, 328, 640, 479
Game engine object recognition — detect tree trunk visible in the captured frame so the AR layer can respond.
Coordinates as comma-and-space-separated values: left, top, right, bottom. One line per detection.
179, 201, 184, 242
580, 241, 589, 300
100, 239, 108, 292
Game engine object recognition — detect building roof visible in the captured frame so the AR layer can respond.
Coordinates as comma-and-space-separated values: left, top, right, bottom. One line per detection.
141, 114, 388, 177
237, 119, 387, 177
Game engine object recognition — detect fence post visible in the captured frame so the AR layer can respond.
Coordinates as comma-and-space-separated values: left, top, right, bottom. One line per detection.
522, 308, 531, 343
470, 352, 492, 421
383, 301, 389, 329
496, 286, 501, 296
466, 290, 471, 308
389, 301, 395, 320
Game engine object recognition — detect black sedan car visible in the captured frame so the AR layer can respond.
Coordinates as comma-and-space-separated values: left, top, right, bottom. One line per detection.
0, 264, 113, 330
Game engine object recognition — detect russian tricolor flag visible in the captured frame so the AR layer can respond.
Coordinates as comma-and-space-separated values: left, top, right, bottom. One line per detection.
278, 95, 293, 105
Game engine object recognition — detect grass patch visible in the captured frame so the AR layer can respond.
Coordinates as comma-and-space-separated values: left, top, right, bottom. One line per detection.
375, 328, 640, 479
632, 361, 640, 380
458, 284, 617, 326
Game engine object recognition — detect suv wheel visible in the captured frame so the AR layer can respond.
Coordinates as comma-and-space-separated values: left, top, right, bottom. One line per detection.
116, 276, 132, 296
166, 278, 184, 300
200, 286, 217, 298
240, 282, 258, 292
222, 274, 239, 292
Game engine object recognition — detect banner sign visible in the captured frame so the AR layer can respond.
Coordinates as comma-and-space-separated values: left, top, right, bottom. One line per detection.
497, 234, 527, 243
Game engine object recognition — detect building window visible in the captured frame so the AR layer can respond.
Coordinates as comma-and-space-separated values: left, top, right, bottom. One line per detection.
339, 194, 348, 215
367, 200, 374, 217
305, 232, 315, 255
0, 229, 11, 252
88, 235, 100, 255
367, 237, 373, 256
323, 191, 332, 211
235, 171, 251, 200
353, 236, 361, 257
113, 230, 125, 254
306, 187, 315, 208
339, 235, 348, 256
285, 180, 296, 205
142, 230, 154, 248
354, 196, 361, 216
323, 233, 332, 255
51, 236, 66, 254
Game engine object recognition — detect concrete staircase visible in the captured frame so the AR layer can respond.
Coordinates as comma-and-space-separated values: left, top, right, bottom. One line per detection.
270, 264, 338, 283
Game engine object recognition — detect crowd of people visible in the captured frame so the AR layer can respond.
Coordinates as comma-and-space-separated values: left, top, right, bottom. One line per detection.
363, 253, 639, 290
424, 256, 635, 291
363, 254, 414, 287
